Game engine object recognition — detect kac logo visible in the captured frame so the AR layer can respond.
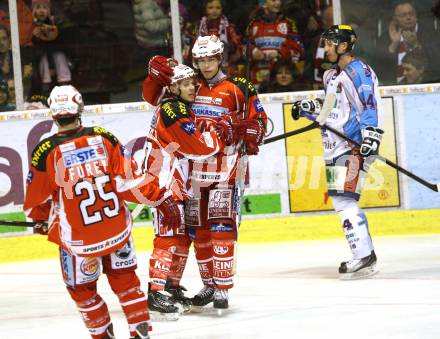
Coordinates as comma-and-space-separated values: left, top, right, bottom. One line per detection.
214, 246, 229, 255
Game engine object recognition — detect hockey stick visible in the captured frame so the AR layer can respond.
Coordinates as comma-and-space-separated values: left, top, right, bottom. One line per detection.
263, 122, 317, 144
0, 220, 47, 227
301, 112, 440, 192
1, 203, 148, 229
131, 203, 145, 221
263, 94, 336, 143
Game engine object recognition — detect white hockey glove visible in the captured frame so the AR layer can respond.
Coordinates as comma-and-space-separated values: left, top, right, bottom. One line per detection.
291, 99, 323, 120
360, 126, 384, 157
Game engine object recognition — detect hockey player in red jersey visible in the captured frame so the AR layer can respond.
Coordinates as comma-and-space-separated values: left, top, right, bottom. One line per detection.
144, 63, 237, 318
23, 85, 182, 339
143, 35, 267, 313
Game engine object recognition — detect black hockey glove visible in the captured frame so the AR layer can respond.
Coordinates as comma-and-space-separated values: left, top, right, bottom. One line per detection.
360, 126, 384, 157
291, 99, 323, 120
33, 221, 48, 235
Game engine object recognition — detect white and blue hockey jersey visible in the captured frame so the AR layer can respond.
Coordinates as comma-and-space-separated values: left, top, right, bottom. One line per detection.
322, 58, 383, 161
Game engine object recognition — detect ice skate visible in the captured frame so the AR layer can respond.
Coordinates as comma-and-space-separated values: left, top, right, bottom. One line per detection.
191, 286, 215, 312
130, 322, 150, 339
213, 288, 228, 316
148, 289, 180, 321
165, 281, 192, 313
339, 251, 378, 280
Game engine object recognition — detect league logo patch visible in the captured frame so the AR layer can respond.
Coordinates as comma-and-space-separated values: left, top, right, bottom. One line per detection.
180, 121, 196, 135
26, 170, 34, 184
253, 99, 264, 113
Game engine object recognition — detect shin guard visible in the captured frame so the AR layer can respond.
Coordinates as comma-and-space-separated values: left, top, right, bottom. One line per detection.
210, 221, 236, 289
149, 245, 173, 291
67, 285, 111, 339
168, 236, 191, 286
339, 206, 374, 259
194, 228, 214, 286
107, 271, 151, 337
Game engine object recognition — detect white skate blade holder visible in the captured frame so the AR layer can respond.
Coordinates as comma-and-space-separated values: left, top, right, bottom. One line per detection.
190, 304, 211, 313
339, 264, 379, 281
175, 301, 191, 313
149, 310, 180, 322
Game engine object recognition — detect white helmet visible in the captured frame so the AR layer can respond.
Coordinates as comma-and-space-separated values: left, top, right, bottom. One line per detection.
47, 85, 84, 120
170, 64, 195, 84
192, 35, 224, 62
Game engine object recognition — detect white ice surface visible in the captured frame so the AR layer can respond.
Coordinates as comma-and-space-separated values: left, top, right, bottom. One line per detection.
1, 235, 440, 339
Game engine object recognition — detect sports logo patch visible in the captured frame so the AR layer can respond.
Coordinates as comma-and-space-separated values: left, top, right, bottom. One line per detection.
181, 121, 196, 135
208, 189, 232, 219
184, 199, 201, 227
80, 257, 99, 276
62, 143, 107, 168
115, 242, 132, 259
61, 249, 75, 286
210, 222, 234, 232
191, 104, 228, 117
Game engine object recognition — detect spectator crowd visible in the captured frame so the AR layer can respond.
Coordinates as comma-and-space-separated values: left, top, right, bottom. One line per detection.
0, 0, 439, 111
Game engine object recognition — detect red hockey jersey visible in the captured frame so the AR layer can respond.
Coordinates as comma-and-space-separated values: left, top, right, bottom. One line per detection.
146, 98, 227, 200
24, 126, 165, 256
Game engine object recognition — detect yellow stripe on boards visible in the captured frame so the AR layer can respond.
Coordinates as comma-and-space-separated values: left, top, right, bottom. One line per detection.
1, 209, 440, 263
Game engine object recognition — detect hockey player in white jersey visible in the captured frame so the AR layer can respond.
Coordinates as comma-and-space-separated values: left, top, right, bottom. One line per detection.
292, 24, 383, 279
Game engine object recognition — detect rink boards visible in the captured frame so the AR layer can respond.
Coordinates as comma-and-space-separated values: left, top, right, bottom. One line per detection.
2, 208, 440, 263
1, 84, 440, 238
